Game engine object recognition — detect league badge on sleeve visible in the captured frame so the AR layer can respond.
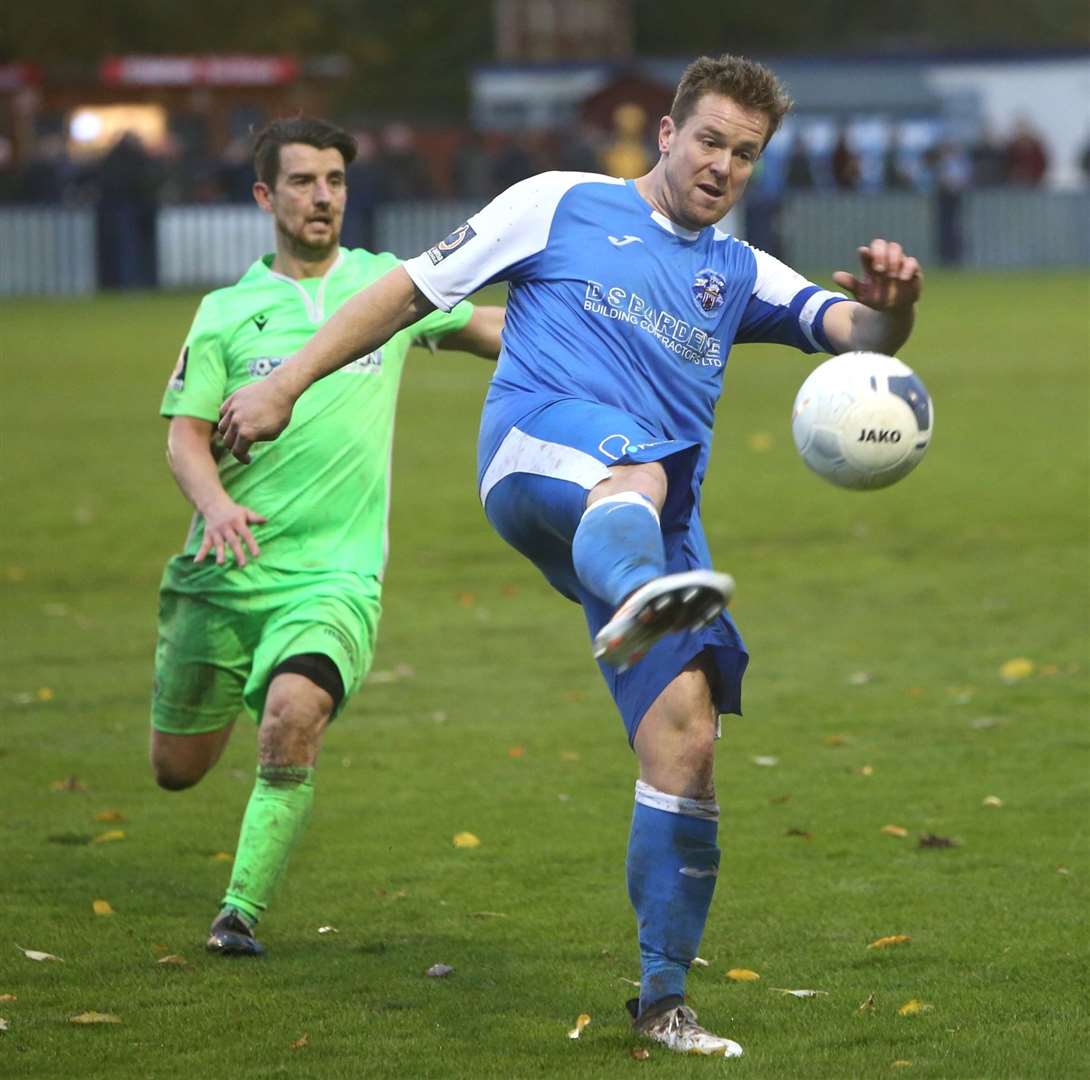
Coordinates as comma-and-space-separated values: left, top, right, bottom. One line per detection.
168, 345, 189, 391
691, 268, 727, 316
426, 222, 477, 265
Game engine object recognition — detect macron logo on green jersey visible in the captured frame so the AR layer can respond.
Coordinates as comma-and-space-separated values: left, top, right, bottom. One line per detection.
252, 313, 269, 331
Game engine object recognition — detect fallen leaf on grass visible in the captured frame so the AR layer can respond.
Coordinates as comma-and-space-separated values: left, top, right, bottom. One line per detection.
290, 1033, 309, 1050
892, 1062, 913, 1069
469, 911, 508, 919
507, 746, 525, 758
567, 1013, 591, 1039
94, 810, 125, 823
0, 995, 15, 1003
452, 831, 480, 848
425, 963, 454, 978
785, 827, 813, 840
982, 795, 1003, 808
747, 431, 774, 452
823, 734, 848, 747
70, 1012, 121, 1024
91, 830, 125, 845
856, 765, 875, 777
691, 957, 709, 967
858, 994, 876, 1012
210, 851, 233, 862
999, 657, 1035, 683
752, 755, 779, 767
771, 988, 828, 998
881, 825, 909, 838
898, 999, 933, 1016
559, 750, 580, 762
918, 833, 957, 849
49, 775, 87, 792
618, 976, 640, 987
37, 687, 55, 701
769, 793, 791, 804
15, 945, 62, 962
630, 1047, 650, 1060
157, 955, 186, 966
1056, 866, 1071, 876
847, 671, 872, 685
867, 935, 910, 950
317, 925, 339, 934
92, 899, 113, 916
0, 1018, 8, 1032
726, 968, 760, 982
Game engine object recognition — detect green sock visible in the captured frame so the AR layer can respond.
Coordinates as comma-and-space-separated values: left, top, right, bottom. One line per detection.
221, 765, 315, 925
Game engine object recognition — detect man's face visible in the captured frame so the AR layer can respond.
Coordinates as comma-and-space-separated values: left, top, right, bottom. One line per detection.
254, 143, 347, 257
658, 93, 771, 230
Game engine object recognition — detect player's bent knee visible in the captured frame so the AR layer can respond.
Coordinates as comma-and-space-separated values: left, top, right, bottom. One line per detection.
151, 758, 205, 791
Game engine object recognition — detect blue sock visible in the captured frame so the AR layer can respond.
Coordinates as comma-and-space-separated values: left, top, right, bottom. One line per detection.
571, 493, 665, 608
626, 780, 720, 1015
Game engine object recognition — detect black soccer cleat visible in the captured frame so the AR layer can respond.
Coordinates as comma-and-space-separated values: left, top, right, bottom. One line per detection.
206, 907, 266, 957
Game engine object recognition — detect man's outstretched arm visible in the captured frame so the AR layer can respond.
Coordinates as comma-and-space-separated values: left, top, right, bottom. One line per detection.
218, 266, 431, 462
822, 238, 923, 357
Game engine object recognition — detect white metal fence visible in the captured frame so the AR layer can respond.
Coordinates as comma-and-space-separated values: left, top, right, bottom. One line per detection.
0, 191, 1086, 296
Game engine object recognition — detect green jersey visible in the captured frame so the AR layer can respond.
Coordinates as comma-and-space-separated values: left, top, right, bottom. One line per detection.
161, 247, 473, 579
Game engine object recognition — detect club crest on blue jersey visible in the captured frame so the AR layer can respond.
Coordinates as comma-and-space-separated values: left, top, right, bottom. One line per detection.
426, 222, 477, 265
691, 268, 727, 316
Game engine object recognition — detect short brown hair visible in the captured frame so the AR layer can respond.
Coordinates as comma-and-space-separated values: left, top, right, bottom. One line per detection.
670, 54, 793, 145
252, 117, 357, 187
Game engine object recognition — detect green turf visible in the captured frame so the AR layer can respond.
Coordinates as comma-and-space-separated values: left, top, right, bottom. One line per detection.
1, 273, 1087, 1078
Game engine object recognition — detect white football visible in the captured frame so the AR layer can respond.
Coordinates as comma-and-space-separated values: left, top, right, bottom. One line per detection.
791, 352, 934, 490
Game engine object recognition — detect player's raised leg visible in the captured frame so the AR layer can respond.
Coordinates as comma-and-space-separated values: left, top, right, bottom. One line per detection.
624, 652, 743, 1057
208, 660, 338, 956
150, 724, 236, 791
574, 464, 734, 671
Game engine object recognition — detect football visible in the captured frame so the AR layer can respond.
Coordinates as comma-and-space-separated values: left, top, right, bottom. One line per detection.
791, 352, 934, 490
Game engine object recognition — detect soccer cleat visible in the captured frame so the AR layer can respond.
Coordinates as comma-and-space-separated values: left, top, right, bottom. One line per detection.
626, 996, 744, 1058
593, 570, 735, 671
206, 907, 266, 957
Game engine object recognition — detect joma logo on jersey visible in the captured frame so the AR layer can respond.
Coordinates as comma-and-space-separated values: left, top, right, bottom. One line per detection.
858, 429, 902, 443
583, 280, 723, 367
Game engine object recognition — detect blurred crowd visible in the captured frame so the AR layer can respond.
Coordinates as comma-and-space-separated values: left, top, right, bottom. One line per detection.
0, 108, 1084, 284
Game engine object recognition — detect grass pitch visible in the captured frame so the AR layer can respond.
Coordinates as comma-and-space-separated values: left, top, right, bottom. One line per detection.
1, 273, 1087, 1078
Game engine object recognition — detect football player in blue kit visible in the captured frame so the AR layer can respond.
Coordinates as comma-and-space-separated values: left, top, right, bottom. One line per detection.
218, 54, 923, 1056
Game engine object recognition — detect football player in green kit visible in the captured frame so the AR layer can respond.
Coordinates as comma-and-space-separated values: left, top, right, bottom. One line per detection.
151, 117, 505, 955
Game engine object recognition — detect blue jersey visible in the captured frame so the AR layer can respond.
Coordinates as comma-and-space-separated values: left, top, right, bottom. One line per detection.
403, 171, 848, 489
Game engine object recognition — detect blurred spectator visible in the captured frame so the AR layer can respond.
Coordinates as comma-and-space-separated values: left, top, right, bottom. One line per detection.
342, 131, 385, 250
378, 122, 433, 201
218, 136, 255, 203
491, 134, 539, 191
452, 129, 496, 199
601, 103, 652, 179
830, 127, 861, 190
96, 132, 159, 289
882, 129, 915, 191
18, 134, 75, 203
968, 124, 1007, 187
0, 136, 18, 201
1005, 118, 1048, 187
784, 134, 814, 190
1080, 135, 1090, 186
930, 141, 971, 265
557, 122, 604, 174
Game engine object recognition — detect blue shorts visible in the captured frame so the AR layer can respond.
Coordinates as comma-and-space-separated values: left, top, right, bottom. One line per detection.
479, 397, 748, 743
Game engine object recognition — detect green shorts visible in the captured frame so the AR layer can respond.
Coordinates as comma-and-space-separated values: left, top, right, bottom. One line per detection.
151, 557, 382, 735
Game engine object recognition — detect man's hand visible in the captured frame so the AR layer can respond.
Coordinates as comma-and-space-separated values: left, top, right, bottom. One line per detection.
832, 238, 923, 313
217, 375, 298, 463
195, 499, 267, 567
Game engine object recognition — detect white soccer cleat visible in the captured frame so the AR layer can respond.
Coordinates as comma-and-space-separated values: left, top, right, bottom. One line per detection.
628, 997, 744, 1058
592, 570, 735, 672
